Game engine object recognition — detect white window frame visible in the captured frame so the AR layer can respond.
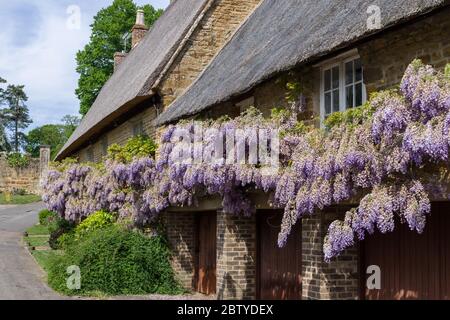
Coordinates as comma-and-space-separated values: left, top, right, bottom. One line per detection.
319, 54, 367, 124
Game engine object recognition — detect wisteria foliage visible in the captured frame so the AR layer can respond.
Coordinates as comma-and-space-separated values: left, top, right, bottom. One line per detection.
42, 60, 450, 261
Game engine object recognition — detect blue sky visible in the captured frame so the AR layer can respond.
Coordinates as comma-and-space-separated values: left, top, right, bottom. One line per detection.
0, 0, 169, 131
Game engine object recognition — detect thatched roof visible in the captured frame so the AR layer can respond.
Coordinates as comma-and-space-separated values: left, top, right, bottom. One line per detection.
56, 0, 210, 160
156, 0, 449, 125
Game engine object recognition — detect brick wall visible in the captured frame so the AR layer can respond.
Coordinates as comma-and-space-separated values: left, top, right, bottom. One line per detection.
301, 209, 359, 300
216, 210, 256, 300
159, 0, 262, 107
165, 211, 197, 290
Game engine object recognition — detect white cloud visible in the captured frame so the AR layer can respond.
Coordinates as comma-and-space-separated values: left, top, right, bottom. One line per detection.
0, 0, 169, 130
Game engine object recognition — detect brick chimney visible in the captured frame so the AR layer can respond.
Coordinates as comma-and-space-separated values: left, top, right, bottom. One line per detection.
131, 9, 148, 48
114, 51, 127, 71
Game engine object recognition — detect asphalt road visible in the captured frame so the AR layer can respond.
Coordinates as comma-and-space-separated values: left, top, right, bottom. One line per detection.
0, 202, 64, 300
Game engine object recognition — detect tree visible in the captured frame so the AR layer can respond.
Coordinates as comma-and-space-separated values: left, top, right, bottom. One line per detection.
26, 115, 81, 159
0, 77, 10, 151
0, 84, 32, 152
75, 0, 163, 116
61, 114, 81, 136
26, 124, 66, 159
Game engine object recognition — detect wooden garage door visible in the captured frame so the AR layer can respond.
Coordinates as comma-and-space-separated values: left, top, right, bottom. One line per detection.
196, 213, 217, 295
258, 212, 302, 300
363, 202, 450, 300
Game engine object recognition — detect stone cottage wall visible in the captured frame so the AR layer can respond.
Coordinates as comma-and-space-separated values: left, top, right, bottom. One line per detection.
159, 0, 262, 108
359, 7, 450, 93
76, 106, 157, 163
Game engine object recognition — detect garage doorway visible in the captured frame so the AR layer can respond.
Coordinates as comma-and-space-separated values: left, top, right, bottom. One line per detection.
257, 211, 302, 300
195, 212, 217, 295
362, 202, 450, 300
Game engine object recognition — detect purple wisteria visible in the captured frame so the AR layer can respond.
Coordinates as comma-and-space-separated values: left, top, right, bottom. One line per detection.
42, 60, 450, 261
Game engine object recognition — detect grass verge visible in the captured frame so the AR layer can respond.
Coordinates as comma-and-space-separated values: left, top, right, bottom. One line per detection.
0, 193, 41, 205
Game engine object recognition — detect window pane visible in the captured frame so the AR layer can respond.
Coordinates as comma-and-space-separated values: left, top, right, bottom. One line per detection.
355, 83, 363, 107
332, 66, 340, 89
345, 61, 353, 85
325, 92, 331, 114
355, 58, 362, 82
346, 85, 354, 109
332, 89, 340, 112
324, 69, 331, 91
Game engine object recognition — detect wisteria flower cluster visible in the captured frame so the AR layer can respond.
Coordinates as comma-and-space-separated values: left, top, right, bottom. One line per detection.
42, 60, 450, 261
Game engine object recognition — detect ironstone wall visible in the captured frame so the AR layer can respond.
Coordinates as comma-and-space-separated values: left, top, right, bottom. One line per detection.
0, 146, 50, 195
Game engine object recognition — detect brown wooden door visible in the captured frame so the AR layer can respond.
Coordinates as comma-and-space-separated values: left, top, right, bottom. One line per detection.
258, 211, 302, 300
196, 213, 217, 295
363, 202, 450, 300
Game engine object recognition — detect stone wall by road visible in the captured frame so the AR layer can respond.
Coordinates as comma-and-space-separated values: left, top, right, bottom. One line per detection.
0, 147, 50, 195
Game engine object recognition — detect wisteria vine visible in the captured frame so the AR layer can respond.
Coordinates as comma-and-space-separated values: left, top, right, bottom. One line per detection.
42, 60, 450, 261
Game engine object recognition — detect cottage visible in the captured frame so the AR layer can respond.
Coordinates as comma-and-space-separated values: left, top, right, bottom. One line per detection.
57, 0, 450, 300
156, 0, 450, 300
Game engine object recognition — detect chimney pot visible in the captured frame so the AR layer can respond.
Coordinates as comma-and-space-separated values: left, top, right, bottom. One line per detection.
131, 10, 149, 48
136, 9, 145, 25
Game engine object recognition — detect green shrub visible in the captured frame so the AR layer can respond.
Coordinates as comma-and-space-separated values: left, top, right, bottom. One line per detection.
56, 232, 75, 250
47, 225, 181, 296
107, 136, 157, 163
324, 100, 375, 130
6, 152, 30, 168
12, 188, 27, 196
74, 210, 117, 239
39, 209, 58, 226
48, 216, 75, 250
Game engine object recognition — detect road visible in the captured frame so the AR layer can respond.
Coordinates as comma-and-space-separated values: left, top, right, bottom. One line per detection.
0, 202, 64, 300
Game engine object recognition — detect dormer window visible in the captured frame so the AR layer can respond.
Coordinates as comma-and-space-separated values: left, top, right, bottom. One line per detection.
320, 56, 367, 122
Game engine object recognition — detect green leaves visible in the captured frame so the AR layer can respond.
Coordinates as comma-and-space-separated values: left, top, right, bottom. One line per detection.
74, 210, 117, 240
107, 135, 158, 163
323, 100, 375, 130
75, 0, 163, 116
25, 115, 80, 159
6, 152, 30, 168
